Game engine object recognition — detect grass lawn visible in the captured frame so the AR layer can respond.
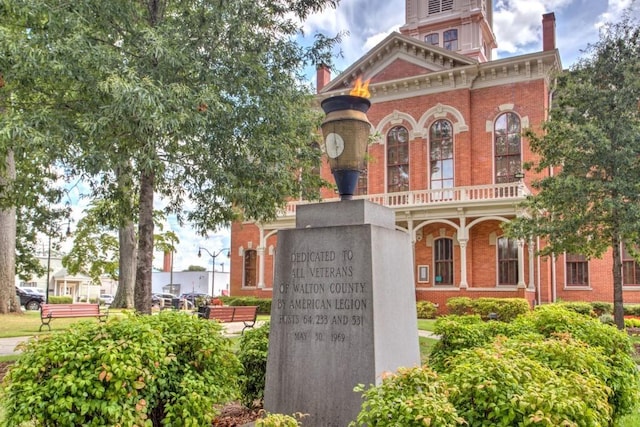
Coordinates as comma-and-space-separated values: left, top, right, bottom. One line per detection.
417, 318, 437, 332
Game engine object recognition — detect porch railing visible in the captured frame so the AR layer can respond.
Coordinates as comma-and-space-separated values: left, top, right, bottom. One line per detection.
280, 182, 529, 217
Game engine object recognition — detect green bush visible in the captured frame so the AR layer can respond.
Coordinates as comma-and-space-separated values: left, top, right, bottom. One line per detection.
256, 412, 304, 426
600, 313, 615, 325
416, 301, 438, 319
625, 317, 640, 328
430, 314, 533, 371
222, 297, 271, 314
445, 297, 530, 321
445, 297, 473, 315
238, 322, 270, 408
624, 305, 640, 316
513, 306, 639, 419
555, 301, 595, 317
48, 295, 73, 304
1, 311, 241, 426
591, 301, 613, 316
350, 366, 465, 427
443, 339, 612, 426
471, 298, 530, 322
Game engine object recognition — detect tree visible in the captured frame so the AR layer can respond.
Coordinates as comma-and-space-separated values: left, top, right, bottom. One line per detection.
507, 10, 640, 329
185, 266, 206, 272
2, 0, 341, 313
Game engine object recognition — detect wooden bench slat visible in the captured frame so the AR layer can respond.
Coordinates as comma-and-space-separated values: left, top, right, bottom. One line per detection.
40, 303, 108, 331
200, 306, 258, 334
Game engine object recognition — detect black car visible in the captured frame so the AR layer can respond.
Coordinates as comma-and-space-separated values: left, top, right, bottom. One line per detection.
15, 287, 44, 311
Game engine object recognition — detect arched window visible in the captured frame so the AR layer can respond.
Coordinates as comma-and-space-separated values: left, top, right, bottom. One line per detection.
243, 249, 257, 287
387, 126, 409, 193
429, 120, 454, 199
434, 238, 453, 285
497, 237, 518, 286
494, 112, 521, 183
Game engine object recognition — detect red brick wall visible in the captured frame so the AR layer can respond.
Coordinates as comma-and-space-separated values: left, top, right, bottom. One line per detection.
230, 64, 633, 310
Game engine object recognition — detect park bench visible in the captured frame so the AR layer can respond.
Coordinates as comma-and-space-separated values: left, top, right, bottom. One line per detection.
200, 305, 258, 334
40, 303, 108, 332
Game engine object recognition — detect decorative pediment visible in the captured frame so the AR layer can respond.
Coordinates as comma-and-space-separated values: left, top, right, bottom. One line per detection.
321, 32, 477, 93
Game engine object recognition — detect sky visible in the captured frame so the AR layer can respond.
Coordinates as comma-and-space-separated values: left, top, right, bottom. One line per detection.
65, 0, 637, 273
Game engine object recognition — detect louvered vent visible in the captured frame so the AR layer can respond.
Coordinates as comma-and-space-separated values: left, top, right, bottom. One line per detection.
428, 0, 441, 14
429, 0, 454, 14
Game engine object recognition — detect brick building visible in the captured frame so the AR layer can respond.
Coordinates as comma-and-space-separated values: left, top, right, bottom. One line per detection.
229, 0, 640, 311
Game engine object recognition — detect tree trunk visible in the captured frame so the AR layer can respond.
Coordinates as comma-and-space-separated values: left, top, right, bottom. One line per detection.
0, 150, 19, 313
134, 170, 154, 314
611, 233, 625, 329
112, 221, 136, 308
111, 160, 136, 308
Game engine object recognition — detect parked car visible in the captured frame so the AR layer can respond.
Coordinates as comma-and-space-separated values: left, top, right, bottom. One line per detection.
99, 294, 114, 305
15, 287, 44, 311
19, 287, 45, 297
152, 293, 177, 308
179, 292, 210, 307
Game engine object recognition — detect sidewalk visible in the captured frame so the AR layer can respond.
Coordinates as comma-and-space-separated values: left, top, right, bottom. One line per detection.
0, 321, 267, 356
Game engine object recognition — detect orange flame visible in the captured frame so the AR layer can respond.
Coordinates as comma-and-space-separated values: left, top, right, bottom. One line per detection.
350, 78, 371, 98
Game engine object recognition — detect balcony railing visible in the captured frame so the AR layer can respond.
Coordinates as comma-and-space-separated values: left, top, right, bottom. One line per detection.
280, 182, 529, 218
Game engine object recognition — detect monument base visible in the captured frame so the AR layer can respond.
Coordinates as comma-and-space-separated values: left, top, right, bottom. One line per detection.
264, 200, 420, 426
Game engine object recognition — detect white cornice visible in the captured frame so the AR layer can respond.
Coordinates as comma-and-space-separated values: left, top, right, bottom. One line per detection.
319, 49, 561, 105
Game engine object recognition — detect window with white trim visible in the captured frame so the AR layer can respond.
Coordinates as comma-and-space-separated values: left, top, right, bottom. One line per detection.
387, 126, 410, 193
494, 112, 522, 183
497, 237, 518, 286
429, 119, 454, 199
566, 253, 589, 286
244, 249, 257, 287
434, 238, 453, 285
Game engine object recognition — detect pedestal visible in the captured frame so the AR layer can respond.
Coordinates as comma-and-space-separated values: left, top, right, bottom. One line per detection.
264, 200, 420, 426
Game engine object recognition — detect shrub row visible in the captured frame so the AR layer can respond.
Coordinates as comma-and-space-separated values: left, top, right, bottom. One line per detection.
220, 296, 272, 314
1, 311, 241, 426
47, 295, 73, 304
446, 297, 530, 321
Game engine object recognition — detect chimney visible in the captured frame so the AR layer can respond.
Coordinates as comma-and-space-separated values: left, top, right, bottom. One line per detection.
542, 12, 556, 51
163, 251, 172, 272
316, 63, 331, 94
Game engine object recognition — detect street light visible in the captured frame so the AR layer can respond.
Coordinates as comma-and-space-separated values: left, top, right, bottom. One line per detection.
46, 219, 71, 304
198, 247, 230, 297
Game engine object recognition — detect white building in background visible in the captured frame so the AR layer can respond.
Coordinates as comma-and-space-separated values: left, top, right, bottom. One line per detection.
17, 254, 114, 302
152, 270, 230, 297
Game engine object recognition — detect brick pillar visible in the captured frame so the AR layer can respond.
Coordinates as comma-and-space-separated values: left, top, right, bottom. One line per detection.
316, 63, 331, 93
163, 251, 172, 272
542, 12, 556, 51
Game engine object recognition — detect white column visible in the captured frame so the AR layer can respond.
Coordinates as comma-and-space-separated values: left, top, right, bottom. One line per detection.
257, 227, 266, 288
517, 239, 526, 288
528, 239, 535, 290
459, 239, 468, 289
458, 213, 468, 288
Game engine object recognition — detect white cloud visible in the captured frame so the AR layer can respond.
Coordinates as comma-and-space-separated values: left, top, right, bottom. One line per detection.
597, 0, 633, 27
493, 0, 574, 56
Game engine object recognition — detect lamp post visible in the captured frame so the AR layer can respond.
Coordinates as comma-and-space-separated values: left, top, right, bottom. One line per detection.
45, 219, 71, 304
198, 247, 230, 297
